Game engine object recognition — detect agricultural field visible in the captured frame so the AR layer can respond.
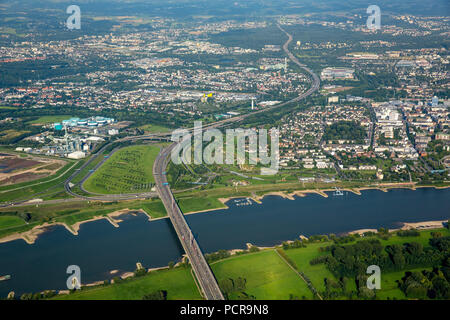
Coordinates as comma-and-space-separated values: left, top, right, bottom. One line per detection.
211, 250, 315, 300
52, 267, 202, 300
83, 144, 162, 194
0, 153, 67, 186
0, 160, 80, 204
0, 129, 29, 142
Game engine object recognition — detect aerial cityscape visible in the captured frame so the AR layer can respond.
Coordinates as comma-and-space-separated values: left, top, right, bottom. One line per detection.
0, 0, 449, 309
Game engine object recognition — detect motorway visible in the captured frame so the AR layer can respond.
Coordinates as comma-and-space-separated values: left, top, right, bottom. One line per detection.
153, 144, 224, 300
150, 26, 320, 300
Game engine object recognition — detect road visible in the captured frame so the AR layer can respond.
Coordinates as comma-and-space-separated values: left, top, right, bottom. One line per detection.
151, 26, 320, 300
153, 144, 225, 300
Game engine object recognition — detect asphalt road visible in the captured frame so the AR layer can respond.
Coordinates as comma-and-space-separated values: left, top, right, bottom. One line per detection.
153, 144, 225, 300
150, 26, 320, 300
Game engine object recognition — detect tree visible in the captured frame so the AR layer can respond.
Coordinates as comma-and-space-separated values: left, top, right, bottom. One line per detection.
142, 290, 167, 300
405, 242, 423, 256
219, 278, 234, 296
234, 277, 247, 292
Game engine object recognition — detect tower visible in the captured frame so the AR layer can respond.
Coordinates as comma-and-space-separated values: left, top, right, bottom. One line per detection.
284, 57, 288, 73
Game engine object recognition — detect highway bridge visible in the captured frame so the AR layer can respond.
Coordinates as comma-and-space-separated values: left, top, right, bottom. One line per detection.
149, 26, 320, 300
153, 143, 224, 300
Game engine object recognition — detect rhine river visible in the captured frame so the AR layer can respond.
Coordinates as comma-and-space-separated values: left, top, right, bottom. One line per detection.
0, 188, 449, 297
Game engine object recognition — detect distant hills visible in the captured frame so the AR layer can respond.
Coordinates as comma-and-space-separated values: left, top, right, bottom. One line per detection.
2, 0, 449, 17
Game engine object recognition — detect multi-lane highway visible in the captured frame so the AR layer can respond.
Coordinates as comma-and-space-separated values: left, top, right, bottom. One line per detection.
151, 26, 320, 300
153, 143, 225, 300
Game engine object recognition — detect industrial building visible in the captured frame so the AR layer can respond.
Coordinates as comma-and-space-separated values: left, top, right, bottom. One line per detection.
321, 67, 355, 80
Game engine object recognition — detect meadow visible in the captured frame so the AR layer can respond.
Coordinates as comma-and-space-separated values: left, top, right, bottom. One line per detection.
53, 267, 202, 300
211, 250, 315, 300
83, 145, 161, 194
284, 242, 338, 293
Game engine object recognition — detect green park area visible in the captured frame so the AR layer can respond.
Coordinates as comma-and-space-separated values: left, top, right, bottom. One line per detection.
211, 250, 315, 300
83, 145, 162, 194
53, 267, 202, 300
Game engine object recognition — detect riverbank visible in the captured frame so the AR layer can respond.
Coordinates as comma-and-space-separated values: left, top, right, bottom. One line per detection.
45, 226, 450, 300
0, 183, 448, 245
214, 183, 449, 207
0, 208, 145, 245
64, 218, 450, 293
349, 219, 448, 235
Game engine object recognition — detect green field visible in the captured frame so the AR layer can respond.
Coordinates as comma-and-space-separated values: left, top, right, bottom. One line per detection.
376, 267, 432, 300
83, 145, 161, 194
28, 115, 72, 124
178, 196, 227, 214
53, 267, 202, 300
284, 243, 338, 293
211, 250, 315, 299
0, 215, 26, 229
139, 124, 171, 134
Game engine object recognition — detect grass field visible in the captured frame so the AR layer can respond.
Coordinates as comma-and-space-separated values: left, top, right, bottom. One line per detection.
83, 145, 161, 194
0, 215, 26, 229
178, 196, 227, 214
284, 242, 338, 293
211, 250, 315, 299
376, 267, 432, 300
53, 267, 202, 300
27, 115, 72, 125
40, 228, 449, 300
139, 124, 171, 134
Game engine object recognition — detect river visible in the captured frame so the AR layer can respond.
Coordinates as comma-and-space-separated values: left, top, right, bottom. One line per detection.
0, 187, 449, 297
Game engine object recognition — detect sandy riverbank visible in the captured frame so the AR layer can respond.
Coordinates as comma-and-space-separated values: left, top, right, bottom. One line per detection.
0, 222, 75, 245
349, 219, 448, 235
217, 183, 449, 207
1, 184, 448, 245
0, 208, 144, 245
